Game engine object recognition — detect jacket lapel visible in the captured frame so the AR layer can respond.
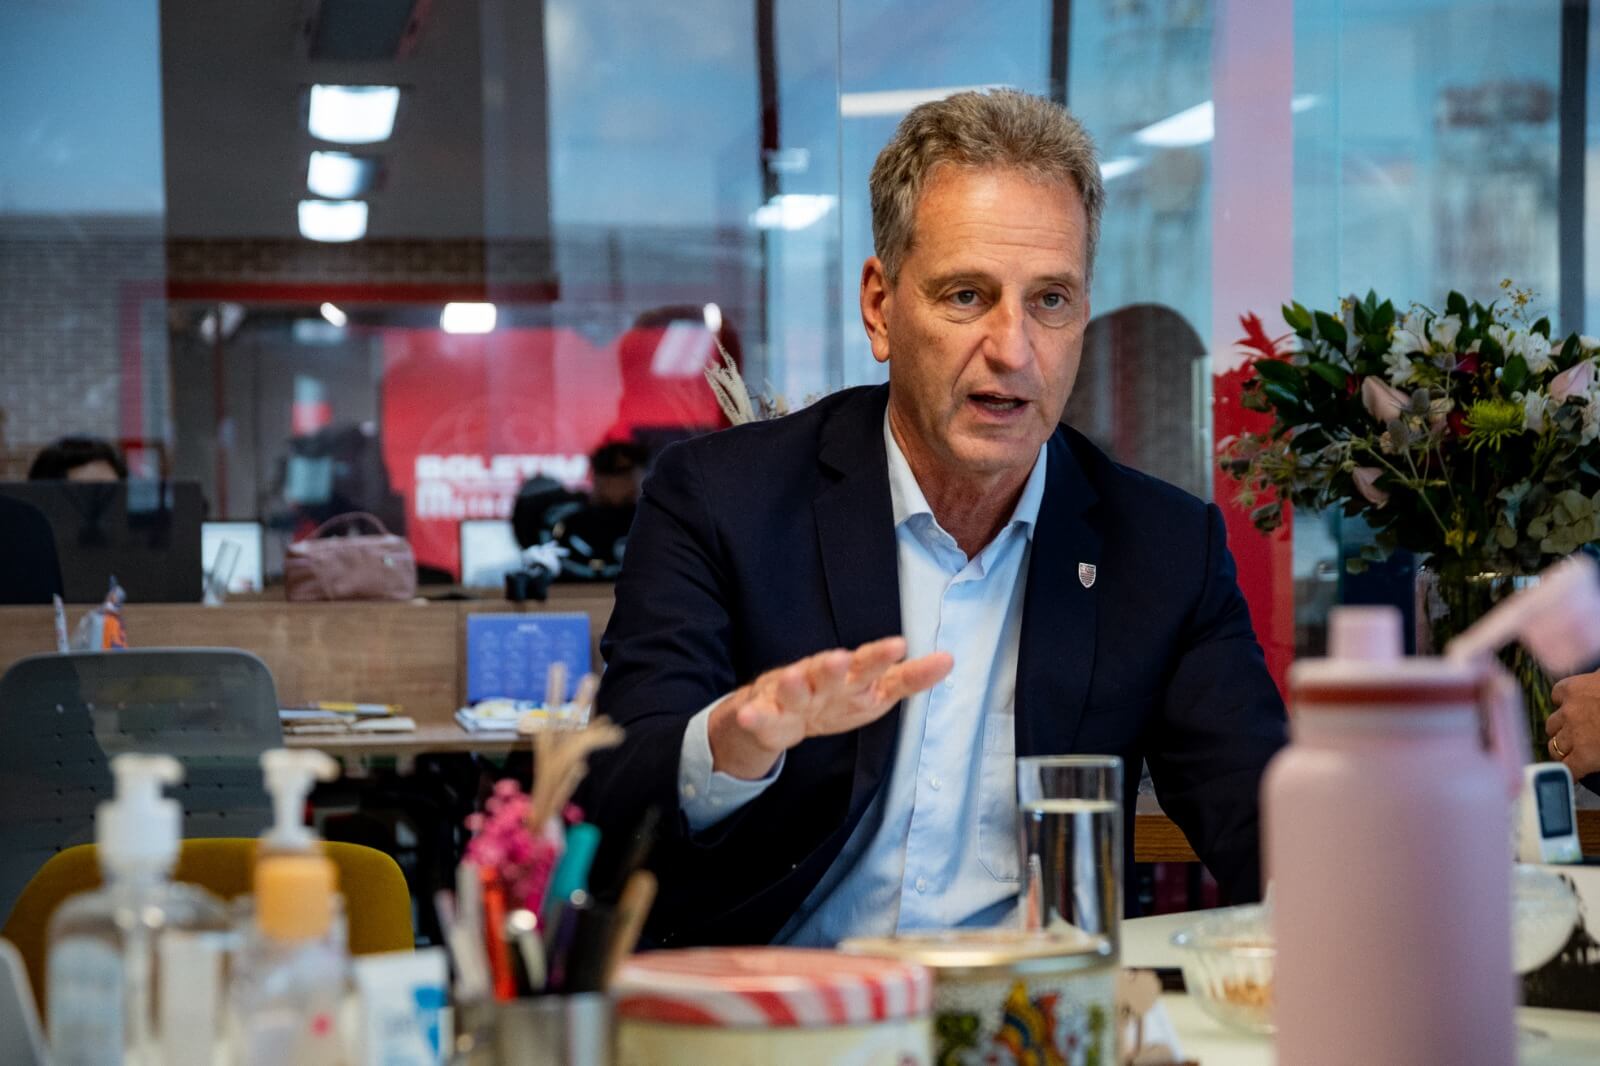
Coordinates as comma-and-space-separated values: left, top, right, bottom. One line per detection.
1017, 430, 1101, 756
812, 386, 904, 815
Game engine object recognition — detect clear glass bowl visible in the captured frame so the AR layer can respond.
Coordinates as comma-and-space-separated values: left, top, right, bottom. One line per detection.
1168, 868, 1581, 1036
1512, 864, 1580, 974
1169, 904, 1275, 1035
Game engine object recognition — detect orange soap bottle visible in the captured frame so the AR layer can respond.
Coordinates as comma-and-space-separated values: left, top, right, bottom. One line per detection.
229, 750, 349, 1066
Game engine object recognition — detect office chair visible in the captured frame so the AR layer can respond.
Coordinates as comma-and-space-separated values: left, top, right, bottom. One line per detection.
3, 838, 413, 1020
0, 649, 282, 920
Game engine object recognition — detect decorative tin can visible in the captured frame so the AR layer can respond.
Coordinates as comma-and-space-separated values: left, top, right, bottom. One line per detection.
611, 946, 933, 1065
841, 928, 1117, 1066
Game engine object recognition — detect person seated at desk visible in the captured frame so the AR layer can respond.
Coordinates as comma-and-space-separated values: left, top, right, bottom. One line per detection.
586, 90, 1288, 948
27, 436, 126, 483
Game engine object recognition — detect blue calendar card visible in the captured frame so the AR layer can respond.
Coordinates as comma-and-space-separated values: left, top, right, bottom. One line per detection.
465, 613, 591, 704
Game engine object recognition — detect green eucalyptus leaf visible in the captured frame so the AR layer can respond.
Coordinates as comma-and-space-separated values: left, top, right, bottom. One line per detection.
1532, 316, 1551, 339
1447, 291, 1469, 317
1282, 303, 1312, 333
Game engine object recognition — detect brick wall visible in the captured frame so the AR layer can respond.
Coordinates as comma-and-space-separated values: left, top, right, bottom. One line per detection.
0, 214, 169, 470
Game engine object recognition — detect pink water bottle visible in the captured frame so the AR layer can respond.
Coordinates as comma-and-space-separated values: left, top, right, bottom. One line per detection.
1263, 606, 1518, 1065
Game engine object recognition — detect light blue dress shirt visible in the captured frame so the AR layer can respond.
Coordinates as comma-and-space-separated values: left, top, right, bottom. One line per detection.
678, 414, 1047, 945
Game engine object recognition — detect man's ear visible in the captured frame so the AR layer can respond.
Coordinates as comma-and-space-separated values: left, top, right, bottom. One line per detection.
860, 256, 893, 365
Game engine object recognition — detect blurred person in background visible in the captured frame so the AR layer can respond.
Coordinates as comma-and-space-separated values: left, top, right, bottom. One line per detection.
27, 436, 126, 482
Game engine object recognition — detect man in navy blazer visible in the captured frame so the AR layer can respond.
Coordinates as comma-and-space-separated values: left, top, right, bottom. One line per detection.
586, 90, 1287, 947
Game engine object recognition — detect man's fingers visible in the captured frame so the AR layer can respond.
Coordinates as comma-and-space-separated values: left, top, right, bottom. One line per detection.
845, 636, 909, 693
1546, 708, 1567, 736
771, 662, 812, 712
1553, 677, 1571, 705
805, 649, 853, 702
875, 650, 955, 705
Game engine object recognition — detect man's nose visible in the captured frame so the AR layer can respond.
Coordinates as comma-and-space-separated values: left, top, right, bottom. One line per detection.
984, 296, 1034, 371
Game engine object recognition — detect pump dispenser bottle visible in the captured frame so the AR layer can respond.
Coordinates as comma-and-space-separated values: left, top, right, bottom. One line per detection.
230, 749, 348, 1066
46, 753, 230, 1066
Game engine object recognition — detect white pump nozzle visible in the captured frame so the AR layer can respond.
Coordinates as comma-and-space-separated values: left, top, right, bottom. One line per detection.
97, 753, 184, 875
1445, 554, 1600, 675
260, 749, 339, 852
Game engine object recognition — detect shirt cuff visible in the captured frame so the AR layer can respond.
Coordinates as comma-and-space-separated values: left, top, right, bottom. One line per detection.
678, 699, 785, 834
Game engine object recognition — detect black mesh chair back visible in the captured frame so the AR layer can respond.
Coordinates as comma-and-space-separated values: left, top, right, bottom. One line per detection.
0, 649, 281, 920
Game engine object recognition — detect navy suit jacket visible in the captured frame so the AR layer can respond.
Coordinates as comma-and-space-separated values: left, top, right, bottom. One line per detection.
585, 384, 1288, 947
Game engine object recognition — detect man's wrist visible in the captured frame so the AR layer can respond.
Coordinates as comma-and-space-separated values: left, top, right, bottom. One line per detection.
707, 692, 783, 780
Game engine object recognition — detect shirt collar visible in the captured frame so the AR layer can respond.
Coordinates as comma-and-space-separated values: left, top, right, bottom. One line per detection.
883, 411, 1049, 543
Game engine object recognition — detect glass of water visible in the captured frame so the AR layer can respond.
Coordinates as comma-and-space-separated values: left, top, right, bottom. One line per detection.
1016, 755, 1123, 951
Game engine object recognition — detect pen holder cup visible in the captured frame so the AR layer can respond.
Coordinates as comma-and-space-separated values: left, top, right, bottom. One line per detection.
453, 994, 612, 1066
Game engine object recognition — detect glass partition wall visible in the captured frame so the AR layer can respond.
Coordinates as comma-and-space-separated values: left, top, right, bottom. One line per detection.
2, 0, 1595, 668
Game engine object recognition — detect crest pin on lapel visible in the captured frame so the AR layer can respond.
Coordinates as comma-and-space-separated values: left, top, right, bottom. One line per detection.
1078, 562, 1097, 589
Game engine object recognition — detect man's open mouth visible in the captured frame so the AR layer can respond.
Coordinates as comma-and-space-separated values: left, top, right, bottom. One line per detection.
970, 392, 1027, 412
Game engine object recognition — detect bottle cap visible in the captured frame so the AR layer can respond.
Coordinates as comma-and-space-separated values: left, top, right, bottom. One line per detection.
1327, 606, 1402, 662
260, 749, 339, 852
96, 754, 183, 875
255, 852, 337, 941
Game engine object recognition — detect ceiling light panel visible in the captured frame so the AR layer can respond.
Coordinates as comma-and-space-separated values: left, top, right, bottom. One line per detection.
441, 303, 497, 334
307, 151, 378, 199
308, 84, 401, 144
298, 199, 369, 242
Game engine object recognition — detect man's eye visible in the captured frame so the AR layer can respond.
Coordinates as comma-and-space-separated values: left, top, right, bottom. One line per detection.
950, 289, 980, 307
1039, 292, 1066, 309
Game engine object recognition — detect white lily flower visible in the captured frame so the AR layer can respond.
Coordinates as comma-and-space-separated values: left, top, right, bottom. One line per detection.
1389, 328, 1424, 358
1520, 390, 1549, 433
1401, 308, 1430, 337
1514, 331, 1554, 375
1581, 335, 1600, 353
1429, 314, 1462, 351
1383, 346, 1420, 385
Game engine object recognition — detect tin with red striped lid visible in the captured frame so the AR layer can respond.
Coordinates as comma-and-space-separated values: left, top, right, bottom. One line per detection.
612, 947, 932, 1065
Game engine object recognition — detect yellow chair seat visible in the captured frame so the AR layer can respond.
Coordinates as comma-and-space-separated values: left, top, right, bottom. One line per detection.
2, 838, 413, 1019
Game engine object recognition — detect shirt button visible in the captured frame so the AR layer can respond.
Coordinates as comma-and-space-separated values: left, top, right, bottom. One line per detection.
929, 775, 942, 791
914, 877, 928, 894
682, 783, 697, 799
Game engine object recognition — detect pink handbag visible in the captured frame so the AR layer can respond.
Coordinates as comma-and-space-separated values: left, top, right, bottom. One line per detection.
284, 512, 417, 602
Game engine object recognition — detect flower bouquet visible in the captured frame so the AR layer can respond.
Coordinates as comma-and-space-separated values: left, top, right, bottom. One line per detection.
1220, 282, 1600, 741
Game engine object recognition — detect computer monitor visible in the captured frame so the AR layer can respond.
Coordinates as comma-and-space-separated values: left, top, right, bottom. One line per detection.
0, 481, 204, 602
459, 519, 523, 587
201, 521, 265, 594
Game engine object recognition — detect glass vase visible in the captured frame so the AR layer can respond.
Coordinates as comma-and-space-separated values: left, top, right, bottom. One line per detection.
1415, 560, 1555, 759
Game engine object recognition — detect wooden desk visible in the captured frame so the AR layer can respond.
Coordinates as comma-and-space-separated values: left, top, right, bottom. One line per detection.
284, 724, 524, 757
0, 585, 615, 758
1133, 808, 1600, 864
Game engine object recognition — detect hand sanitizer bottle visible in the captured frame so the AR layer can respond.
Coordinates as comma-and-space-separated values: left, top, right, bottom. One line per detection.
230, 749, 349, 1066
47, 754, 230, 1066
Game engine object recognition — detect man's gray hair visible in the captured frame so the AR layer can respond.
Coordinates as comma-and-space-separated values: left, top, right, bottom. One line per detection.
868, 89, 1104, 284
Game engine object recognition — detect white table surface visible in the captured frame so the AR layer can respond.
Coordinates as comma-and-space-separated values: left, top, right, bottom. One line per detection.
1122, 910, 1600, 1064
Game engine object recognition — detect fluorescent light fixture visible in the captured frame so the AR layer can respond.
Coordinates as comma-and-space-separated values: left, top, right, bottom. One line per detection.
298, 199, 368, 242
320, 302, 348, 328
750, 194, 835, 231
1134, 94, 1322, 149
1099, 156, 1143, 182
1135, 101, 1214, 148
307, 151, 377, 199
441, 302, 497, 334
840, 84, 1010, 118
308, 84, 400, 144
702, 302, 723, 334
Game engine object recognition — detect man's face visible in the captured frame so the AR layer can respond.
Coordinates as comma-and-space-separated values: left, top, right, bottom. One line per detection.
862, 165, 1090, 482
